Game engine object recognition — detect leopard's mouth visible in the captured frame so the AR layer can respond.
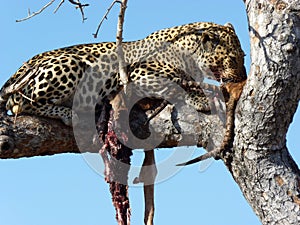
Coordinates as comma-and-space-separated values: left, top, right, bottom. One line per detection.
225, 67, 247, 83
210, 65, 247, 84
209, 67, 222, 82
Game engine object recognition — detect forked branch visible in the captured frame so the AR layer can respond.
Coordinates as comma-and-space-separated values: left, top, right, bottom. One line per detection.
16, 0, 56, 22
93, 0, 122, 38
16, 0, 89, 22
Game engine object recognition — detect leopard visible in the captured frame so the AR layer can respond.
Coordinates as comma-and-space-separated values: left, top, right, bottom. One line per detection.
0, 22, 246, 127
0, 22, 249, 225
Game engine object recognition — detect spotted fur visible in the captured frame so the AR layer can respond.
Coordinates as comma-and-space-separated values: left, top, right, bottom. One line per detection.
0, 22, 246, 126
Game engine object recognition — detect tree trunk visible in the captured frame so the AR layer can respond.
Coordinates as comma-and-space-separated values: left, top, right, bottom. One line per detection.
225, 1, 300, 224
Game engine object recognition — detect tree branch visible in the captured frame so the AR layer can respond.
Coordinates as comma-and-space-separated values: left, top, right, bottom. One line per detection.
16, 0, 89, 23
93, 0, 122, 38
16, 0, 56, 22
0, 111, 79, 158
54, 0, 65, 13
68, 0, 89, 22
0, 100, 223, 159
116, 0, 129, 89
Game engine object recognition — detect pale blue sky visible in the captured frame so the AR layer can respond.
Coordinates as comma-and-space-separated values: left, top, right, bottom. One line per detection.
0, 1, 299, 225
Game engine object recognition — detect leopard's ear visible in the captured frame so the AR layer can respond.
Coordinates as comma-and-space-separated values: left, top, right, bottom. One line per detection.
224, 22, 235, 31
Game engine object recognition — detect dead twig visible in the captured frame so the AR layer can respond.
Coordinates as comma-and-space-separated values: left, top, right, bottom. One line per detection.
68, 0, 89, 22
93, 0, 122, 38
54, 0, 65, 13
16, 0, 89, 23
16, 0, 56, 22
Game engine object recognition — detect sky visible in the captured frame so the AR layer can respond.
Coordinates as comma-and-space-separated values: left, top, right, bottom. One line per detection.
0, 1, 299, 225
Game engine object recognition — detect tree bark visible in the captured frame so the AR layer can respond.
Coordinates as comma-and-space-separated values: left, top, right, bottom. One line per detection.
226, 1, 300, 224
0, 100, 224, 159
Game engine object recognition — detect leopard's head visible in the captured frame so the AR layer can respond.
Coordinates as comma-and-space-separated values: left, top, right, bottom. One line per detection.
174, 22, 247, 83
197, 23, 246, 82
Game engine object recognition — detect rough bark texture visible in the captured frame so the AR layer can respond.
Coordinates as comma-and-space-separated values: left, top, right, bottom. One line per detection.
0, 100, 224, 159
0, 110, 78, 158
227, 1, 300, 224
116, 0, 129, 88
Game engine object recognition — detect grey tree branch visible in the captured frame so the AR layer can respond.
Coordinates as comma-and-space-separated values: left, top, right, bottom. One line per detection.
16, 0, 89, 23
0, 111, 79, 158
0, 101, 219, 159
54, 0, 65, 13
93, 0, 122, 38
16, 0, 56, 22
116, 0, 129, 89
